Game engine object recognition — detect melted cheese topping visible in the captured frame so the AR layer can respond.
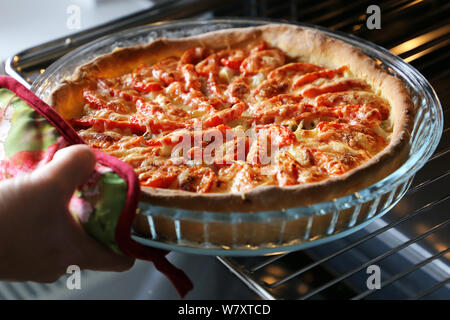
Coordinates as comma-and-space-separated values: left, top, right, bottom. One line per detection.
72, 42, 392, 193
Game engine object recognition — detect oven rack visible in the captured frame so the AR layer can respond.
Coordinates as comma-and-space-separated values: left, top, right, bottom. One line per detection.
4, 0, 449, 300
218, 191, 450, 299
215, 0, 450, 300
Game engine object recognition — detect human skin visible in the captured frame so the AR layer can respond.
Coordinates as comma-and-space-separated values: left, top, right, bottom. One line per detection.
0, 144, 135, 283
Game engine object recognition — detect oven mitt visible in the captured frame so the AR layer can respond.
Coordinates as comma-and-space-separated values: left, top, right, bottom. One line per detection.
0, 76, 193, 297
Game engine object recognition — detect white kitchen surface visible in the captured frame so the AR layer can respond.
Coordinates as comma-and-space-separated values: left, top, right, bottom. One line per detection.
0, 0, 153, 60
0, 253, 257, 299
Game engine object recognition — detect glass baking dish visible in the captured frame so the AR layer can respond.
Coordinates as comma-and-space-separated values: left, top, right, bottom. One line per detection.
32, 18, 443, 256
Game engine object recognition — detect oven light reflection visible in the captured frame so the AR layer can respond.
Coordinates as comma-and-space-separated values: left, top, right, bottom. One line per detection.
390, 25, 450, 56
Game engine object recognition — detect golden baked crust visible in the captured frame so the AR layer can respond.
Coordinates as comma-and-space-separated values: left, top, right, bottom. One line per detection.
50, 24, 414, 213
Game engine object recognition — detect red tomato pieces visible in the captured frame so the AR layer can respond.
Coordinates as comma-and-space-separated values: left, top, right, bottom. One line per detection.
293, 66, 348, 89
203, 102, 246, 127
71, 40, 389, 194
71, 118, 147, 135
133, 81, 163, 93
240, 49, 286, 75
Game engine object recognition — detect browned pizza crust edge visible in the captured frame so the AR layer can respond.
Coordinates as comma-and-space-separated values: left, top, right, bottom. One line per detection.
50, 24, 415, 213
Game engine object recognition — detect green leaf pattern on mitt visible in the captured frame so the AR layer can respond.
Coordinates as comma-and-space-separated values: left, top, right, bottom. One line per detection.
0, 88, 127, 253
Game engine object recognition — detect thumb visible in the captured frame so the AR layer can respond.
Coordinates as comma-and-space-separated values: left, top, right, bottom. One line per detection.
31, 144, 96, 197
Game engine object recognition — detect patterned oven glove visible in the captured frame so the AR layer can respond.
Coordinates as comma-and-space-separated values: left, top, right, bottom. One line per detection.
0, 76, 193, 297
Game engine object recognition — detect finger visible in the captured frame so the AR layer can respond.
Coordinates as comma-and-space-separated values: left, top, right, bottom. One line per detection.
60, 208, 134, 272
32, 144, 96, 194
74, 228, 136, 272
36, 145, 133, 272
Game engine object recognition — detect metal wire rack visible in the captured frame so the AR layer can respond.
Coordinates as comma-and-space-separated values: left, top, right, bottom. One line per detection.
218, 191, 449, 299
4, 0, 449, 300
214, 0, 450, 300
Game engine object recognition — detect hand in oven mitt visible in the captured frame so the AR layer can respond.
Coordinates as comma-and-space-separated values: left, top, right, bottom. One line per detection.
0, 76, 193, 297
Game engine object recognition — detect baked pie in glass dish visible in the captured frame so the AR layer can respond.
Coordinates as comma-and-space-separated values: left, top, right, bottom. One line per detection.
33, 19, 442, 255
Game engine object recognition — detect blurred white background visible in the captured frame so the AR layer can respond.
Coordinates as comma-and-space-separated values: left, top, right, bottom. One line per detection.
0, 0, 153, 61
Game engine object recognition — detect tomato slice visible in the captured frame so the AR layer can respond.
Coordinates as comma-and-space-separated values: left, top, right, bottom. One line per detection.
178, 167, 216, 193
275, 152, 301, 186
178, 47, 210, 66
133, 81, 163, 93
219, 50, 245, 71
135, 117, 186, 134
225, 76, 251, 104
196, 49, 244, 75
254, 103, 317, 124
257, 124, 297, 148
224, 163, 268, 192
220, 58, 242, 70
240, 49, 286, 75
302, 79, 370, 98
332, 104, 382, 126
151, 57, 182, 85
195, 55, 220, 76
247, 125, 297, 164
83, 90, 129, 113
268, 62, 324, 82
71, 118, 147, 135
253, 78, 289, 99
180, 64, 201, 91
316, 91, 390, 120
141, 173, 178, 188
293, 66, 347, 89
203, 102, 246, 127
